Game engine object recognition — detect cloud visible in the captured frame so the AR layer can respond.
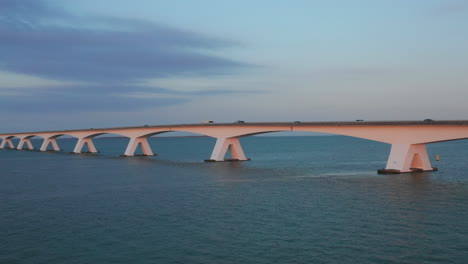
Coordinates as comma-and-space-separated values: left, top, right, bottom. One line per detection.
0, 0, 251, 112
0, 0, 58, 23
429, 0, 468, 17
0, 84, 262, 112
0, 3, 244, 82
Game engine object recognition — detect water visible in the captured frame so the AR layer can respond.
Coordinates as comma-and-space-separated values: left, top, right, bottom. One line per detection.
1, 136, 468, 264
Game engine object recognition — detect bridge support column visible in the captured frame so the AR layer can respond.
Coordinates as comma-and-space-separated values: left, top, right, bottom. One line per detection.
206, 137, 249, 162
17, 138, 34, 150
123, 137, 154, 157
0, 138, 15, 149
40, 138, 60, 152
379, 143, 436, 174
73, 138, 97, 153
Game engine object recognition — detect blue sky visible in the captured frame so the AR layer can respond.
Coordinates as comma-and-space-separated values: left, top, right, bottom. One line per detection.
1, 0, 467, 132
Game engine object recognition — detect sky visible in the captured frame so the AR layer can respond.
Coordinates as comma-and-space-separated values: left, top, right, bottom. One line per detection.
1, 0, 467, 133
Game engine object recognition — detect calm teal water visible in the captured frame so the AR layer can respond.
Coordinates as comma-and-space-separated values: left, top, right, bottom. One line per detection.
1, 136, 468, 264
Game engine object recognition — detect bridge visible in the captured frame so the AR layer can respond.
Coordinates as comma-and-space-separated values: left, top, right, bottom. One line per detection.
1, 120, 468, 174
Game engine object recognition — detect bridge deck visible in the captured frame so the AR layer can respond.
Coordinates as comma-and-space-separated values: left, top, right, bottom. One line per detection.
2, 120, 468, 136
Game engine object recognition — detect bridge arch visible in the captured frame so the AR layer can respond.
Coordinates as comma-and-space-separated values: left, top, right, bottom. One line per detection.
17, 135, 42, 150
80, 132, 130, 139
131, 130, 173, 138
48, 133, 78, 139
72, 132, 133, 154
138, 129, 217, 138
423, 136, 468, 144
221, 130, 292, 139
123, 130, 212, 157
215, 127, 390, 144
0, 135, 19, 149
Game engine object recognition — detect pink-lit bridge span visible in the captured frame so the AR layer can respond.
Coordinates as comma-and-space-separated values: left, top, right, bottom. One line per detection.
1, 121, 468, 174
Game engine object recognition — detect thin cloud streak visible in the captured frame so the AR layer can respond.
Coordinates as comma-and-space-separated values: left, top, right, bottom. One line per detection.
0, 84, 263, 96
0, 94, 188, 113
429, 0, 468, 17
0, 84, 264, 112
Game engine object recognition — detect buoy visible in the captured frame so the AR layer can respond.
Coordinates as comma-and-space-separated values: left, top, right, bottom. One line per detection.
436, 154, 440, 161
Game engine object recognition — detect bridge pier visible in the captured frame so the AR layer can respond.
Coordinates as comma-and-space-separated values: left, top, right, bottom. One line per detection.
73, 138, 98, 153
0, 138, 15, 149
123, 137, 154, 156
379, 143, 437, 174
40, 138, 60, 152
17, 138, 34, 150
206, 137, 249, 162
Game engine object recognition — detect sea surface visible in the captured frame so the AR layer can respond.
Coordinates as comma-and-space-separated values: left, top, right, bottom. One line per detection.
1, 135, 468, 264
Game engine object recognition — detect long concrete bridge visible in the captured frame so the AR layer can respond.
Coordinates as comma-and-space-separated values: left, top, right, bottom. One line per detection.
1, 120, 468, 173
